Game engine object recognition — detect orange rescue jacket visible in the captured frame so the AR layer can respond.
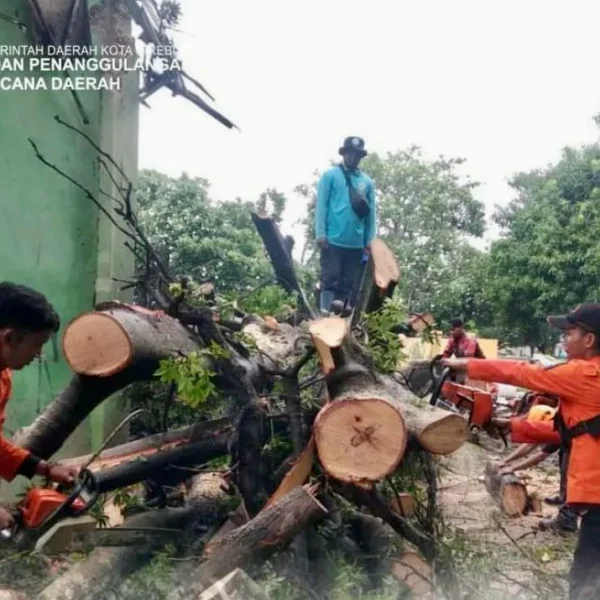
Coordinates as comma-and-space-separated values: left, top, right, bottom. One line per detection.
467, 357, 600, 506
0, 369, 32, 481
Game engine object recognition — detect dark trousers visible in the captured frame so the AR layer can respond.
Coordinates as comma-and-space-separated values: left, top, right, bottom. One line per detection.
320, 244, 364, 307
570, 507, 600, 599
558, 448, 578, 527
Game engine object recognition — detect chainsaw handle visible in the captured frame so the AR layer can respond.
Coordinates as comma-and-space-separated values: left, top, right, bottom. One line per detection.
61, 468, 100, 518
429, 366, 451, 407
73, 468, 99, 517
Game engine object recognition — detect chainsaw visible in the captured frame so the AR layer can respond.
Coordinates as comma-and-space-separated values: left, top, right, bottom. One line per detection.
0, 468, 99, 550
427, 357, 508, 446
0, 409, 176, 553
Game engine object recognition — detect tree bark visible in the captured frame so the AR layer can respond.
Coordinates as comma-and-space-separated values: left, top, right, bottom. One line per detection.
61, 416, 235, 470
484, 461, 529, 516
95, 431, 230, 493
166, 485, 327, 599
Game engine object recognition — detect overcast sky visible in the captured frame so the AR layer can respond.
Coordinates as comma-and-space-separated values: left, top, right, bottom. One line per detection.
139, 0, 600, 252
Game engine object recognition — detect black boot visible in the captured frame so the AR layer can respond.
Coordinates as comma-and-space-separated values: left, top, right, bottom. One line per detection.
538, 510, 578, 533
544, 496, 564, 506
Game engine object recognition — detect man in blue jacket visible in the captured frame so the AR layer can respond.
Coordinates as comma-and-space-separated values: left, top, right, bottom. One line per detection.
315, 136, 377, 313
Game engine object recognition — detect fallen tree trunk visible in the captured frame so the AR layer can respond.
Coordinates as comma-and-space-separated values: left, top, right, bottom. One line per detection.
484, 461, 529, 516
95, 431, 230, 493
62, 416, 235, 470
167, 485, 327, 599
15, 307, 201, 459
16, 304, 264, 459
310, 318, 466, 485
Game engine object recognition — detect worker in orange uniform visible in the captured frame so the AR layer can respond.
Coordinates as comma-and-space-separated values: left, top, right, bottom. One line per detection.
0, 282, 79, 530
443, 304, 600, 599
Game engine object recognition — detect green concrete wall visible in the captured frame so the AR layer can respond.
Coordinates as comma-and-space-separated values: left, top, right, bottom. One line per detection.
0, 0, 138, 494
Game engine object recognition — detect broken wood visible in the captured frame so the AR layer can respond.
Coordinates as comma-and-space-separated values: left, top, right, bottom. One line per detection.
265, 437, 315, 507
390, 492, 416, 518
62, 416, 235, 471
250, 212, 301, 294
168, 485, 328, 599
94, 431, 230, 493
352, 238, 401, 325
484, 461, 529, 516
392, 551, 434, 597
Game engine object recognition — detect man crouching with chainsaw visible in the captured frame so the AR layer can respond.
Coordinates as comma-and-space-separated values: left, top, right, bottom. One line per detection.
443, 303, 600, 600
0, 282, 78, 529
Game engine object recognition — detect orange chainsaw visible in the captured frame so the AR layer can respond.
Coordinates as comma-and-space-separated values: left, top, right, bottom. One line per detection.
428, 357, 507, 444
0, 468, 99, 550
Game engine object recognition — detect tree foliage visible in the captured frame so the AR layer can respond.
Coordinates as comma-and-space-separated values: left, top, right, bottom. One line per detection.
484, 140, 600, 350
136, 170, 286, 293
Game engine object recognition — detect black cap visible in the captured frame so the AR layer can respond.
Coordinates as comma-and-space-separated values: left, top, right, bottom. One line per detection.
450, 318, 464, 328
547, 304, 600, 336
339, 136, 367, 158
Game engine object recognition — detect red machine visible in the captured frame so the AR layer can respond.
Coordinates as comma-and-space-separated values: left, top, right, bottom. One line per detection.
428, 359, 506, 443
437, 379, 495, 435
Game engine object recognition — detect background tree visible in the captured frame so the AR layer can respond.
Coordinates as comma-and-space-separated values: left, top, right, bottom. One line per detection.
136, 170, 284, 294
484, 135, 600, 351
362, 147, 486, 313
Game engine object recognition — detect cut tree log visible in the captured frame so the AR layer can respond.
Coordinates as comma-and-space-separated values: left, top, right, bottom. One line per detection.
14, 307, 202, 459
352, 238, 401, 326
484, 461, 529, 516
310, 318, 466, 485
381, 375, 468, 455
167, 485, 328, 599
16, 303, 263, 459
62, 303, 200, 377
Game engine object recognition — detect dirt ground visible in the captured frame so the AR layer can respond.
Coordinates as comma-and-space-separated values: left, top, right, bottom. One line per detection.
438, 440, 575, 600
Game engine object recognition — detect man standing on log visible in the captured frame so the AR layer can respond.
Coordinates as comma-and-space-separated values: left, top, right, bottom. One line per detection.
0, 282, 78, 529
443, 304, 600, 600
315, 136, 377, 314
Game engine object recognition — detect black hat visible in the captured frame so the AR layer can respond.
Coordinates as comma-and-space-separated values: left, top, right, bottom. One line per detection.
450, 318, 464, 328
339, 136, 367, 158
547, 304, 600, 336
